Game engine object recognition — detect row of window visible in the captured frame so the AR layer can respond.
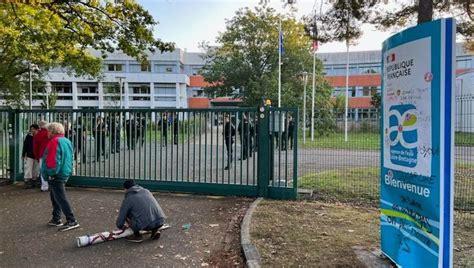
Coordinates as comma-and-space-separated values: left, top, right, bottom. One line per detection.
324, 58, 473, 76
324, 64, 381, 76
107, 63, 176, 73
41, 83, 179, 95
332, 86, 381, 97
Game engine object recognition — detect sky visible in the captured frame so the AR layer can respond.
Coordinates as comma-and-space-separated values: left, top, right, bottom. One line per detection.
138, 0, 396, 53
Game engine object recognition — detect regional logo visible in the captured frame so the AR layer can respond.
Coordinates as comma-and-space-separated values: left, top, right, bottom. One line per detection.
387, 104, 418, 168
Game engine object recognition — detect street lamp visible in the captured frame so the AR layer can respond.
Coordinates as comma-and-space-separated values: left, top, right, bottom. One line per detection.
45, 86, 52, 109
116, 76, 126, 109
29, 63, 39, 109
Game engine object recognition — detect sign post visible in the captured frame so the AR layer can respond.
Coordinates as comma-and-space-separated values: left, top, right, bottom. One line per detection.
380, 18, 455, 267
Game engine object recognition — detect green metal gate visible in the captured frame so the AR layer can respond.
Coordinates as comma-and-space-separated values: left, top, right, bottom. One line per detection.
5, 107, 298, 199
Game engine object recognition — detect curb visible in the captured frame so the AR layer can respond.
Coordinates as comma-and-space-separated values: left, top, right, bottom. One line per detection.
241, 197, 263, 268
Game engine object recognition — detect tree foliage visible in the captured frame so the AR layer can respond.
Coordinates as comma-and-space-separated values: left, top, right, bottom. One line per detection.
201, 6, 332, 113
0, 1, 174, 107
370, 89, 381, 109
313, 0, 473, 49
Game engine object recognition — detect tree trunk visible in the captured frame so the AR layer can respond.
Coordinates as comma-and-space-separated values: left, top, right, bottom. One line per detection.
417, 0, 433, 24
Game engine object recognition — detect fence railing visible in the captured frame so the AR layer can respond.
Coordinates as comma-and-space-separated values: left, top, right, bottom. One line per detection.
0, 111, 11, 182
4, 107, 298, 199
298, 108, 473, 222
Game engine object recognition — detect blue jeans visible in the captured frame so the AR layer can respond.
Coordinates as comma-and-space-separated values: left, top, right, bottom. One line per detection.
49, 179, 76, 223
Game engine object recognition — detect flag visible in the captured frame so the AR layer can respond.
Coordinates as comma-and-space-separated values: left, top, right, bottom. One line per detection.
386, 53, 395, 63
279, 30, 285, 55
311, 40, 319, 52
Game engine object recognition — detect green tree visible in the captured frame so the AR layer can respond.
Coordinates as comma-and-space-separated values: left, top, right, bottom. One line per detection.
0, 1, 174, 107
370, 89, 381, 110
40, 91, 58, 109
333, 94, 346, 116
200, 7, 332, 111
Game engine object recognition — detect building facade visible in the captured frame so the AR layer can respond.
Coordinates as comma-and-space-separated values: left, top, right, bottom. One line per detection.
23, 49, 207, 110
5, 44, 472, 114
317, 43, 473, 122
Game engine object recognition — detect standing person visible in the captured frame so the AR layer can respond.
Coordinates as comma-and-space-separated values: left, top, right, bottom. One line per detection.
287, 114, 295, 150
22, 124, 39, 189
238, 113, 250, 160
110, 116, 121, 153
33, 120, 50, 192
125, 116, 136, 150
223, 114, 235, 170
94, 117, 107, 161
73, 117, 84, 163
137, 113, 147, 147
159, 113, 168, 147
173, 113, 179, 145
116, 180, 166, 243
41, 122, 79, 231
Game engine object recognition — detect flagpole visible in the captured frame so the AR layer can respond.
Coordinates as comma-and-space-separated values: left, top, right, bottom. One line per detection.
278, 19, 282, 108
311, 50, 315, 141
344, 38, 350, 142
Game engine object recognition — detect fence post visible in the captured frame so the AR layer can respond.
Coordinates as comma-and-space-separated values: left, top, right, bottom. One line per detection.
257, 106, 270, 197
8, 110, 21, 182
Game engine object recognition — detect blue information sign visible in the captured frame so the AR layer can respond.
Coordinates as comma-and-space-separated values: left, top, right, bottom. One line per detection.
380, 18, 455, 267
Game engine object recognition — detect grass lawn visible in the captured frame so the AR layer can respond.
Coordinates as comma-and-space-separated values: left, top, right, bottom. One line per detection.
456, 132, 474, 147
299, 132, 380, 150
298, 131, 474, 150
251, 200, 474, 267
299, 165, 474, 210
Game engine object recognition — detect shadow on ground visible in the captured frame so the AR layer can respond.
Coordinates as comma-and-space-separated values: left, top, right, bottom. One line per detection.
0, 184, 251, 267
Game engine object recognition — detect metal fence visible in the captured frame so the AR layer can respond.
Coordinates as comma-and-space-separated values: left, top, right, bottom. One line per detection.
298, 107, 474, 222
0, 111, 11, 183
3, 107, 298, 199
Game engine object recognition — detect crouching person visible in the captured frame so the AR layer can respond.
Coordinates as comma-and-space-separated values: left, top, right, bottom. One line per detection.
116, 180, 166, 243
41, 122, 79, 231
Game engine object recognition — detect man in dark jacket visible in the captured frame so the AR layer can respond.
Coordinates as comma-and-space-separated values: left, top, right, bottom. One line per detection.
223, 114, 235, 170
116, 180, 166, 243
22, 124, 39, 189
159, 113, 168, 147
173, 113, 179, 145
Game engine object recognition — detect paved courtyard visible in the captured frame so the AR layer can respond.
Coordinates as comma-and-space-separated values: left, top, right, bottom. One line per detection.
0, 184, 251, 267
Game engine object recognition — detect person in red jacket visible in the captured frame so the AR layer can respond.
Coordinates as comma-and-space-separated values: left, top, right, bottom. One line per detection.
33, 120, 50, 192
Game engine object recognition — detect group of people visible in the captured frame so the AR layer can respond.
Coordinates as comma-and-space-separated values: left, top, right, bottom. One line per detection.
222, 112, 295, 170
22, 121, 166, 240
22, 121, 80, 231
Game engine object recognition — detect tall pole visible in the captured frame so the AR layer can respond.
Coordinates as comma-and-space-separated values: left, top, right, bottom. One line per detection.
303, 72, 308, 144
29, 68, 33, 110
344, 39, 350, 142
118, 77, 124, 109
311, 51, 316, 141
278, 20, 282, 108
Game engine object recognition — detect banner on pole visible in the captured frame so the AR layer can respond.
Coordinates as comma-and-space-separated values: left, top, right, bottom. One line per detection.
380, 18, 455, 268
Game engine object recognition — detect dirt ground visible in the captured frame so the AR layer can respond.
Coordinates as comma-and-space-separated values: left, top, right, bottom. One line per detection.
251, 200, 474, 267
0, 184, 251, 267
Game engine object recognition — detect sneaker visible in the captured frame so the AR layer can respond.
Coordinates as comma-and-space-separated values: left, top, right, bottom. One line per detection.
58, 221, 80, 232
24, 181, 34, 189
48, 219, 64, 227
41, 186, 48, 192
126, 233, 143, 243
150, 229, 161, 240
